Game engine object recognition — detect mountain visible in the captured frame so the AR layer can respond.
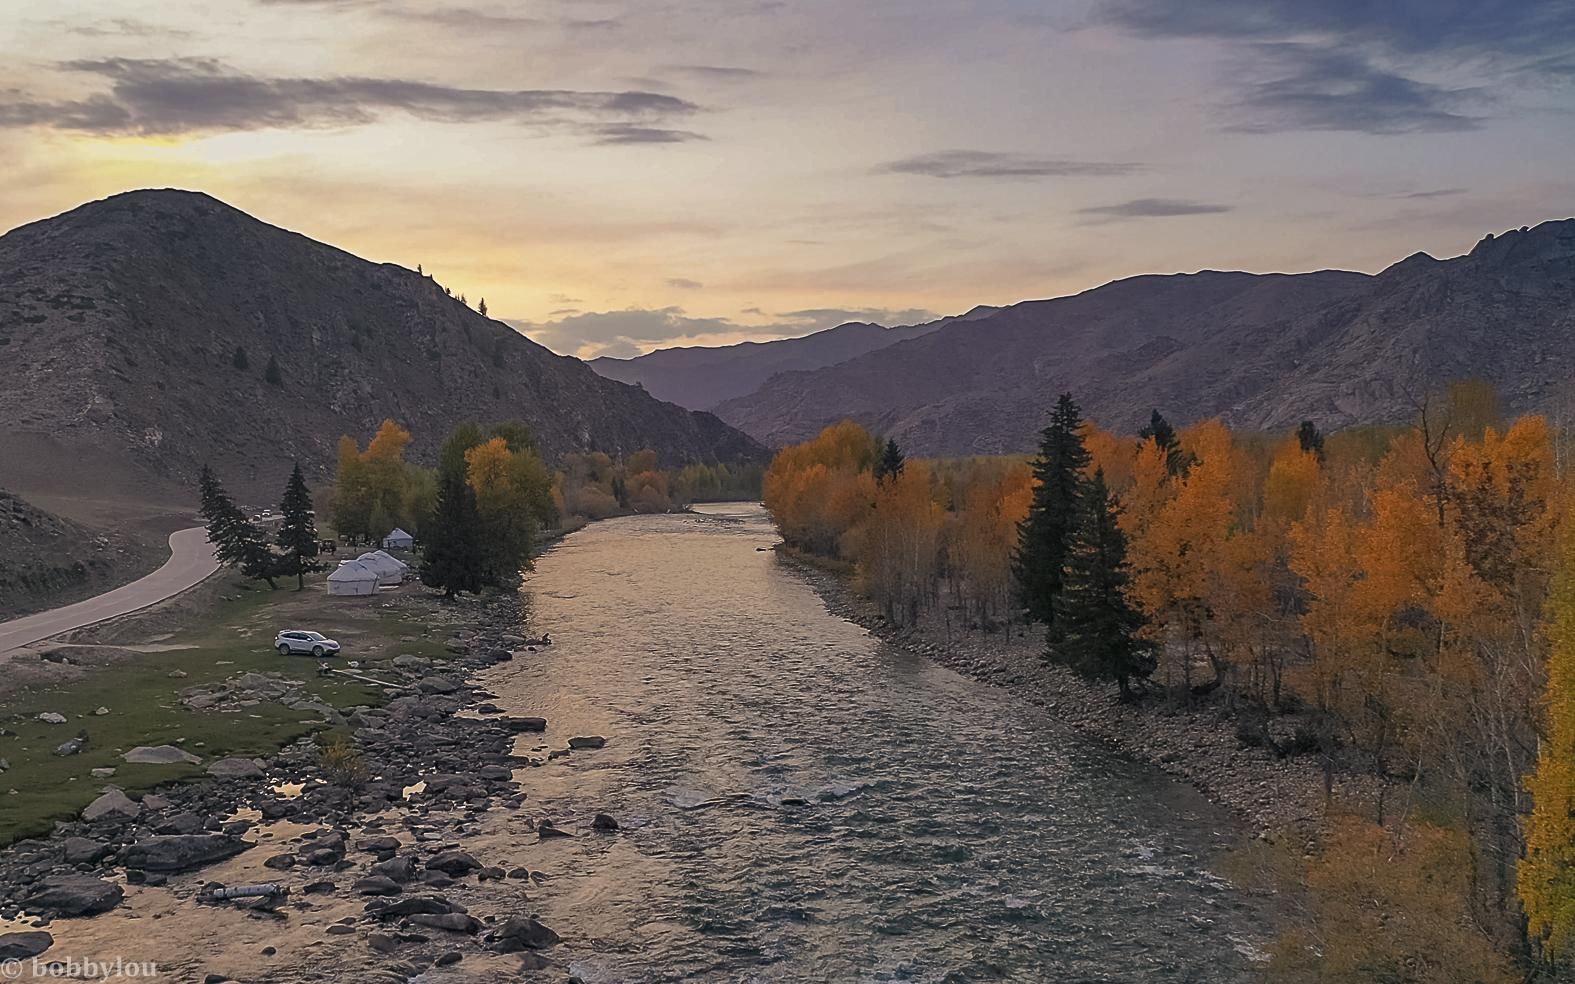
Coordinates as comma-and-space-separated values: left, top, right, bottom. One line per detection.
714, 219, 1575, 455
0, 488, 155, 621
0, 190, 765, 507
588, 306, 999, 410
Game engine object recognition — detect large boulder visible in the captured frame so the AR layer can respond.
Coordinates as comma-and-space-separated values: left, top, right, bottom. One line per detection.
62, 837, 112, 865
486, 916, 561, 952
26, 875, 124, 917
0, 932, 53, 960
408, 913, 481, 934
206, 757, 264, 779
121, 834, 249, 872
503, 717, 547, 733
82, 788, 141, 822
122, 745, 201, 766
425, 850, 482, 876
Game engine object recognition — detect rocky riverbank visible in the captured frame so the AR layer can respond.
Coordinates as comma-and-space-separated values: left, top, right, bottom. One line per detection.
0, 587, 607, 982
777, 550, 1369, 835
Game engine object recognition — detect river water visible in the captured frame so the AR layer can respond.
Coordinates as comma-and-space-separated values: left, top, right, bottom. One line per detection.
484, 503, 1267, 983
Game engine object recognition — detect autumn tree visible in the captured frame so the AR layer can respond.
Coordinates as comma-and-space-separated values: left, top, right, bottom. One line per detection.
1053, 469, 1152, 699
953, 463, 1034, 632
275, 462, 324, 590
851, 460, 944, 623
466, 435, 554, 583
1013, 394, 1090, 627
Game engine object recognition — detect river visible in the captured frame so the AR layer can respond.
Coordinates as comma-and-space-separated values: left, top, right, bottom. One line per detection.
482, 503, 1268, 982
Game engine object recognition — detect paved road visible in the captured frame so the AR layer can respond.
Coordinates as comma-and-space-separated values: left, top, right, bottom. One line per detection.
0, 526, 219, 655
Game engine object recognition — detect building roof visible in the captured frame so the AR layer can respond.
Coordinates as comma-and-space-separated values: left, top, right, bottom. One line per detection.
327, 560, 379, 582
384, 527, 413, 540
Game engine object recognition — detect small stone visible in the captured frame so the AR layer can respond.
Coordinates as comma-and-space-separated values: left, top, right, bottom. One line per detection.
591, 813, 619, 832
82, 788, 141, 822
263, 854, 297, 870
354, 876, 402, 896
326, 925, 356, 936
206, 758, 264, 779
90, 767, 116, 779
123, 745, 201, 766
568, 736, 606, 750
94, 706, 110, 716
487, 916, 561, 952
435, 951, 462, 967
425, 850, 482, 876
55, 738, 85, 757
408, 913, 481, 935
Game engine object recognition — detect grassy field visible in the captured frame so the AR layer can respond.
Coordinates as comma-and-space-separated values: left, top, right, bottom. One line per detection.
0, 572, 452, 844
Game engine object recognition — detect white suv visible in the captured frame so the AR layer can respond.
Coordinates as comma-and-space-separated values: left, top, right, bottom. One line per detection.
274, 630, 341, 657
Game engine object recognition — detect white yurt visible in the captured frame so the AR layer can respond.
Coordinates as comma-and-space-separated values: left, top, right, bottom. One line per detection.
382, 527, 414, 551
356, 550, 408, 587
327, 560, 379, 597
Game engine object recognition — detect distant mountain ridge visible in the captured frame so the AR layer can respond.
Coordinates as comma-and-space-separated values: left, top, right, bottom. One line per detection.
711, 219, 1575, 455
588, 306, 999, 409
0, 190, 766, 506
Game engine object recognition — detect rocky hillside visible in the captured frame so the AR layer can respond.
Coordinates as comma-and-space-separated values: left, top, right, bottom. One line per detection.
589, 306, 997, 410
0, 190, 765, 504
715, 219, 1575, 454
0, 489, 156, 621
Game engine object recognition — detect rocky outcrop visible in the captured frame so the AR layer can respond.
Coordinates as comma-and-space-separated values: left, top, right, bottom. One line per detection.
120, 834, 250, 872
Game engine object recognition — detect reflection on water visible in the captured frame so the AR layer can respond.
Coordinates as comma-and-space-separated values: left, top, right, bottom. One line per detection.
487, 503, 1265, 982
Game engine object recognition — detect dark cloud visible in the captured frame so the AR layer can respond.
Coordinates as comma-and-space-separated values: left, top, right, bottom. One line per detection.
1395, 187, 1469, 199
880, 150, 1141, 179
666, 278, 704, 289
1101, 0, 1575, 63
1098, 0, 1557, 134
592, 124, 709, 144
1077, 198, 1232, 220
0, 58, 699, 140
1227, 44, 1484, 134
667, 65, 764, 81
513, 304, 941, 358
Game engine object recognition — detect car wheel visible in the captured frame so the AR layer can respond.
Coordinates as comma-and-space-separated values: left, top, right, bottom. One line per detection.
277, 643, 292, 655
312, 645, 326, 657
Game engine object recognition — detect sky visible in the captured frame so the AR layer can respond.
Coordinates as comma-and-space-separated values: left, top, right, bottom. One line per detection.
1, 0, 1573, 360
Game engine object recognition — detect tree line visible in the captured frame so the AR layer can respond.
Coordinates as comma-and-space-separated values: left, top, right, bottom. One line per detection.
762, 381, 1575, 982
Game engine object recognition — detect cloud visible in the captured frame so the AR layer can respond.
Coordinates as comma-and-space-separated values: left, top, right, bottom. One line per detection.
666, 278, 704, 289
880, 150, 1141, 179
1226, 44, 1484, 134
0, 58, 700, 141
1100, 0, 1575, 64
511, 304, 942, 358
1076, 198, 1232, 220
592, 124, 708, 144
667, 65, 764, 81
1395, 187, 1469, 199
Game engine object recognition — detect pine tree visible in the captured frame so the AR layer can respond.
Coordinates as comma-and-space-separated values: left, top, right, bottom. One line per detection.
1138, 409, 1190, 476
1053, 469, 1153, 699
276, 462, 324, 590
197, 465, 277, 588
874, 438, 906, 483
264, 355, 283, 386
478, 297, 488, 317
1297, 419, 1326, 463
1013, 393, 1091, 626
232, 345, 249, 370
421, 472, 485, 598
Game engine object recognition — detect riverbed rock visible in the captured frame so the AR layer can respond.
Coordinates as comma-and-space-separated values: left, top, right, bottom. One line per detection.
591, 813, 620, 832
90, 767, 116, 779
26, 875, 124, 917
0, 931, 54, 960
356, 836, 401, 857
408, 913, 481, 935
121, 834, 249, 872
354, 875, 402, 896
37, 712, 67, 724
537, 821, 572, 840
418, 676, 461, 695
55, 738, 85, 756
62, 837, 112, 865
123, 745, 201, 766
368, 896, 463, 921
207, 758, 265, 779
370, 856, 418, 882
502, 717, 547, 733
263, 853, 296, 870
154, 812, 205, 836
425, 850, 482, 876
487, 916, 561, 952
82, 788, 141, 821
568, 736, 606, 750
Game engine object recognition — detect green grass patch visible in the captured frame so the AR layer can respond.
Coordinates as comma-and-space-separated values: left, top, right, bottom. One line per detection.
0, 576, 444, 844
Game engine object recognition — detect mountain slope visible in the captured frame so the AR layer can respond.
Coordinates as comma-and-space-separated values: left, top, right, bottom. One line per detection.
0, 190, 765, 504
588, 306, 997, 410
715, 220, 1575, 454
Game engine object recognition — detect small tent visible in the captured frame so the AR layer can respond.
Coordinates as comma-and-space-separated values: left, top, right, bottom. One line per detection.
382, 528, 414, 551
327, 561, 379, 597
356, 550, 408, 587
